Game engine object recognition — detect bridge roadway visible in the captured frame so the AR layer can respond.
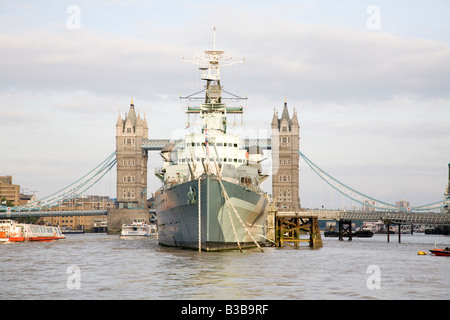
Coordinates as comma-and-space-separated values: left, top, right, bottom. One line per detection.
277, 209, 450, 225
3, 208, 448, 226
0, 210, 107, 219
141, 138, 272, 150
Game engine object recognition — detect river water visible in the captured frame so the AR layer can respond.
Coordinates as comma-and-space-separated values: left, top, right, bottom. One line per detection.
1, 233, 448, 300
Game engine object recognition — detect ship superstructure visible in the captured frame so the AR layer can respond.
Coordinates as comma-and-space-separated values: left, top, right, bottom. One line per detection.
155, 30, 269, 251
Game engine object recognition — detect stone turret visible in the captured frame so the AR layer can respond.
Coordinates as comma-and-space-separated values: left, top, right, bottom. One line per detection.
445, 163, 450, 213
115, 98, 148, 209
271, 99, 300, 211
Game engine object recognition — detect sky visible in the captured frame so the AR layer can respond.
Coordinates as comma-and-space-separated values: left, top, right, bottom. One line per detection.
0, 0, 449, 209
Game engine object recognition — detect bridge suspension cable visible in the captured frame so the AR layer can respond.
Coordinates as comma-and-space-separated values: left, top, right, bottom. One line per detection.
1, 152, 117, 212
299, 150, 450, 212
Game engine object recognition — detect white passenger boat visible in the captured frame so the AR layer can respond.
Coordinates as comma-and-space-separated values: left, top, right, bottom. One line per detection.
120, 218, 157, 239
0, 219, 65, 242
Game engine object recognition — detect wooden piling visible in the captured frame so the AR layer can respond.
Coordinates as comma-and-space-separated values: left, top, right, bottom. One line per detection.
275, 213, 323, 249
386, 223, 390, 242
338, 219, 352, 241
309, 217, 323, 248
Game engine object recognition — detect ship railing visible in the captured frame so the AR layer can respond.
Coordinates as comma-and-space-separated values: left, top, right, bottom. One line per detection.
238, 182, 263, 193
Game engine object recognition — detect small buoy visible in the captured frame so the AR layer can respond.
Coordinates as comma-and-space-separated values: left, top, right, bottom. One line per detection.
418, 251, 427, 255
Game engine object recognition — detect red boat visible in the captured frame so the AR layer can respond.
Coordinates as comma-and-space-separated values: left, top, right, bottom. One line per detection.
430, 247, 450, 256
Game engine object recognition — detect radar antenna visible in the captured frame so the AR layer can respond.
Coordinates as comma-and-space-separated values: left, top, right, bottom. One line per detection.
181, 28, 246, 103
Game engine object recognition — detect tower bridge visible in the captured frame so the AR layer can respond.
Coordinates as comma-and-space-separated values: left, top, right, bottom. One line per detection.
140, 138, 272, 151
1, 100, 449, 238
1, 210, 107, 219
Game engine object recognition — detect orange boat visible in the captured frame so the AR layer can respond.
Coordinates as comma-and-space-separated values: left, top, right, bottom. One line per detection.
0, 219, 65, 243
429, 247, 450, 256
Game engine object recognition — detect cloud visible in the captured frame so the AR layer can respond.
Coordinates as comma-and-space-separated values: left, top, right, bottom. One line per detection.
2, 14, 450, 103
0, 2, 449, 206
0, 29, 188, 99
245, 27, 450, 102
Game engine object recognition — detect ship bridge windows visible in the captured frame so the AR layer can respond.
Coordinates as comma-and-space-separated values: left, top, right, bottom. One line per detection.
212, 142, 238, 148
224, 143, 236, 147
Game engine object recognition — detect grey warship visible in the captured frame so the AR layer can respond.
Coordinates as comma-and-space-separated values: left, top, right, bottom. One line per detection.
155, 33, 269, 251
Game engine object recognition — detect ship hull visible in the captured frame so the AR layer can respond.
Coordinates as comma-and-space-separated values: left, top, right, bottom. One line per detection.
155, 175, 268, 251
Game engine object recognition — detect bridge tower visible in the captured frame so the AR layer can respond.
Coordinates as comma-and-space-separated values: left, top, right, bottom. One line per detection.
445, 163, 450, 213
115, 98, 148, 209
271, 99, 300, 211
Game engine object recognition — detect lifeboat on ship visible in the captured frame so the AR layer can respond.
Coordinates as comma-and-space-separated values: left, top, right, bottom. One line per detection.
0, 219, 65, 243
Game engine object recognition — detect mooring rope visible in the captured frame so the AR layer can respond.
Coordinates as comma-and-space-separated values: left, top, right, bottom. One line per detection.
223, 195, 242, 252
198, 177, 201, 253
217, 177, 264, 252
259, 234, 276, 244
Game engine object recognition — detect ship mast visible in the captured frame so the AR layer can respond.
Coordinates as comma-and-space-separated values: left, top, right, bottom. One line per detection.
182, 28, 246, 105
181, 28, 246, 135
